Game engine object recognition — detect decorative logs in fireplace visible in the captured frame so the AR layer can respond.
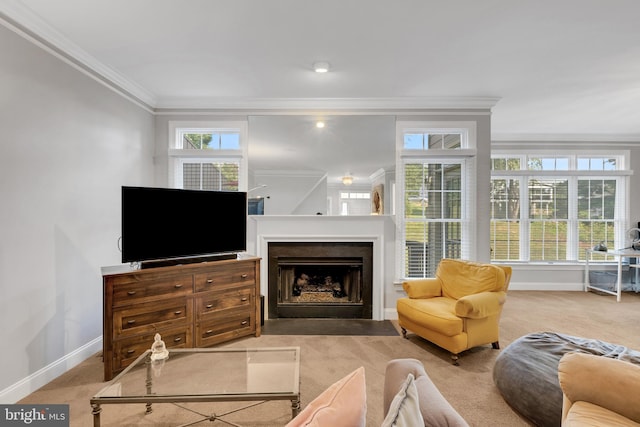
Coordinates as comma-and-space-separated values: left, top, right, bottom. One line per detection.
282, 260, 362, 302
268, 242, 373, 319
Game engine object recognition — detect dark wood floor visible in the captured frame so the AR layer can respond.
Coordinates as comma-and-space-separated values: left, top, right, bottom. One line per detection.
261, 318, 399, 336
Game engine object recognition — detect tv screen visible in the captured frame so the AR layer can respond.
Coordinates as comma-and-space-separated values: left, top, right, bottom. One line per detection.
121, 186, 247, 264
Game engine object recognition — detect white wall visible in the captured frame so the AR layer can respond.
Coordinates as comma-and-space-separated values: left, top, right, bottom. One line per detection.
0, 25, 155, 402
252, 172, 328, 215
3, 14, 639, 404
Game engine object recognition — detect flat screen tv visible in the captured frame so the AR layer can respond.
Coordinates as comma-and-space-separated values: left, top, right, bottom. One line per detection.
121, 186, 247, 265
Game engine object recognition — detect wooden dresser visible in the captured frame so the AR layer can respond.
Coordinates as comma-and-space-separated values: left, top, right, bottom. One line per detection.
101, 256, 261, 380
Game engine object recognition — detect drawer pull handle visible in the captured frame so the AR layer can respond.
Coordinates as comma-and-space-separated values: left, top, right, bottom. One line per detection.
206, 330, 213, 334
241, 274, 248, 278
174, 284, 182, 289
173, 337, 182, 342
206, 279, 213, 284
127, 320, 136, 325
126, 349, 135, 355
174, 311, 182, 315
240, 297, 248, 302
206, 304, 213, 309
127, 291, 136, 296
241, 320, 248, 326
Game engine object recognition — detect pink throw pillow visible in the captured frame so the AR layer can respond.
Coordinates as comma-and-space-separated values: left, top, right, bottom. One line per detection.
286, 366, 367, 427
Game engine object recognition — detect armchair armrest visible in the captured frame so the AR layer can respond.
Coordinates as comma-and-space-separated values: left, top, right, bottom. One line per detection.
558, 352, 640, 423
402, 278, 443, 299
454, 291, 506, 319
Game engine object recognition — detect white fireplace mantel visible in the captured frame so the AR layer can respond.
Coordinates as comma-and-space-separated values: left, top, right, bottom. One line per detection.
248, 215, 390, 320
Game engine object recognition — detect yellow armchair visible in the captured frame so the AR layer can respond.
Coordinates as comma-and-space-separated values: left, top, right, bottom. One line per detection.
397, 259, 512, 364
558, 352, 640, 426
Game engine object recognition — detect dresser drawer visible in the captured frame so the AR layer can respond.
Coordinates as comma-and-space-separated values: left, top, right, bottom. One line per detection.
194, 262, 256, 293
195, 311, 254, 347
113, 326, 192, 374
196, 286, 254, 319
111, 275, 192, 307
103, 256, 260, 381
113, 297, 192, 338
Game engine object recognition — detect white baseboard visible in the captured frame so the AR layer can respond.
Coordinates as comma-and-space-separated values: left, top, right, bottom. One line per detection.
0, 336, 103, 404
384, 308, 398, 320
508, 282, 585, 291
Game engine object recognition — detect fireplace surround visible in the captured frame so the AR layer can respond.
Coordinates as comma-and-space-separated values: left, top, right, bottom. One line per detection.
268, 242, 373, 319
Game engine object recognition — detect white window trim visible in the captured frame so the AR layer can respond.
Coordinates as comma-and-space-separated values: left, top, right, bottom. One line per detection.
395, 120, 478, 280
168, 120, 248, 191
490, 149, 631, 263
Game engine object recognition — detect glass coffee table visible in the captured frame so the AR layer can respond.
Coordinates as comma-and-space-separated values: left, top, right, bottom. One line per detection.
90, 347, 300, 427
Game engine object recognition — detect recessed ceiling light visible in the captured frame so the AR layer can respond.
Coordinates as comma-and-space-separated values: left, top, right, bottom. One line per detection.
316, 121, 325, 128
313, 61, 330, 73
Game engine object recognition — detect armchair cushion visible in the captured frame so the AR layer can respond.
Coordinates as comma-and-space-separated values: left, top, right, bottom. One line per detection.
438, 259, 507, 300
559, 352, 640, 425
397, 297, 462, 336
565, 402, 640, 427
455, 291, 506, 319
402, 278, 442, 299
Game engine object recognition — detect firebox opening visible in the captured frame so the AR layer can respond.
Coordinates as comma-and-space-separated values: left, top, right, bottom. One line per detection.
268, 241, 373, 319
278, 260, 363, 306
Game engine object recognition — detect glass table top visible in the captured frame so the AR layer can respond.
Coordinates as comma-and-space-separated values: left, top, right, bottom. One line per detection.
92, 347, 300, 401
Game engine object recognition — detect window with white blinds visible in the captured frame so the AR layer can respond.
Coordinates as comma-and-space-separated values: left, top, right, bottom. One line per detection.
490, 153, 628, 262
404, 161, 467, 277
178, 160, 239, 191
168, 121, 248, 191
397, 122, 476, 279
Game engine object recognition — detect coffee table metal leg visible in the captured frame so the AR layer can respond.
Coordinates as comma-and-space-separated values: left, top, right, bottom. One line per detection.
91, 403, 101, 427
291, 395, 301, 418
146, 360, 153, 414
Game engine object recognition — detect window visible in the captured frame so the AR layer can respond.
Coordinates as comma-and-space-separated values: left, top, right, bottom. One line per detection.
490, 153, 629, 263
169, 121, 248, 191
403, 132, 462, 150
178, 160, 239, 191
397, 122, 477, 278
178, 131, 240, 150
339, 191, 370, 216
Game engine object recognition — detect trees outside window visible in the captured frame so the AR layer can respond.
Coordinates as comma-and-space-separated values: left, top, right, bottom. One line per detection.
491, 154, 626, 262
168, 121, 248, 191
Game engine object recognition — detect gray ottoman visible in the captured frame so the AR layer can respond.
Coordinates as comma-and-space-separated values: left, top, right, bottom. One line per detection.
493, 332, 640, 427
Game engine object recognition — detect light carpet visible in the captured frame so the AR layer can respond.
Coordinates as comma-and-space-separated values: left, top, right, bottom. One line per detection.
18, 290, 640, 427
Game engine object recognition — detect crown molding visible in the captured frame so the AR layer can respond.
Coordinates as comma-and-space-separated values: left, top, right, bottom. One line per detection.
0, 0, 156, 109
492, 133, 640, 144
252, 169, 328, 178
154, 96, 500, 112
0, 0, 500, 114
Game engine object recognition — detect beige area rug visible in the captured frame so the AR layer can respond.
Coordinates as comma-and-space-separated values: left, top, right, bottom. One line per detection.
18, 290, 640, 427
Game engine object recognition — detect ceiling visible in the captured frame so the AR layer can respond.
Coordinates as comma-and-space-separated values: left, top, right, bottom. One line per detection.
2, 0, 640, 184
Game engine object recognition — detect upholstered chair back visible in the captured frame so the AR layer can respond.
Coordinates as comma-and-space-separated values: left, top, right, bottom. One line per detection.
437, 259, 507, 300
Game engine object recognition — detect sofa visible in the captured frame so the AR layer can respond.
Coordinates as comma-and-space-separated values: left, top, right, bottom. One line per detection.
383, 358, 469, 427
558, 352, 640, 426
285, 358, 468, 427
397, 259, 512, 364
